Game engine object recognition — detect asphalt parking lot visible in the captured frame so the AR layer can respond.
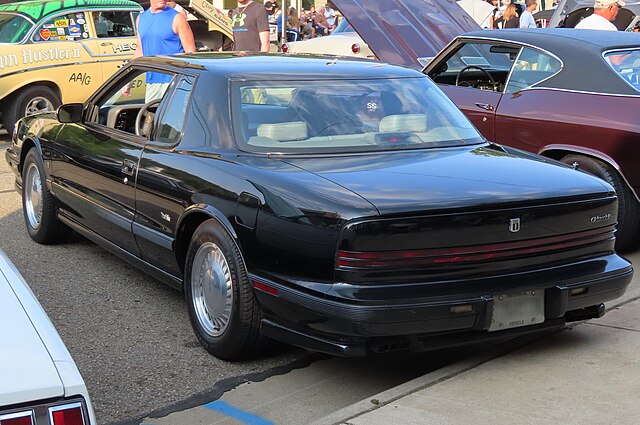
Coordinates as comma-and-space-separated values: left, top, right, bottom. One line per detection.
0, 134, 459, 424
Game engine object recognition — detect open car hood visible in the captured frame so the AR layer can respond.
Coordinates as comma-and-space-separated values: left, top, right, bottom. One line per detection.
456, 0, 496, 25
332, 0, 481, 69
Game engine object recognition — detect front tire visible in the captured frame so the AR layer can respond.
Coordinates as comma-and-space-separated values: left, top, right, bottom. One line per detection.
2, 86, 61, 134
184, 219, 265, 360
561, 154, 639, 251
22, 149, 70, 244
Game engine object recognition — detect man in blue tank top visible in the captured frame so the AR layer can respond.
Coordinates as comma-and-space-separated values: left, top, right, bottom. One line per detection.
132, 0, 195, 102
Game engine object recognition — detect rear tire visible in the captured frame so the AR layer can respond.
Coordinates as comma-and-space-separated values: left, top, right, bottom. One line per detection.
561, 154, 639, 251
184, 219, 266, 360
2, 86, 61, 134
22, 149, 70, 244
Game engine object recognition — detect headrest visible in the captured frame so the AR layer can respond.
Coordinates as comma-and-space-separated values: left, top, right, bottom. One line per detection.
379, 114, 428, 133
256, 121, 308, 142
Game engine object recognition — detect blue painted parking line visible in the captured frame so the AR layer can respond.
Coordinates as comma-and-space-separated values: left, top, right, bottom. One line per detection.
204, 400, 274, 425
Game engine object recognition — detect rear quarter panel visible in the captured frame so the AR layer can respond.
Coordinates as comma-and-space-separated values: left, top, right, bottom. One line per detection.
493, 88, 640, 194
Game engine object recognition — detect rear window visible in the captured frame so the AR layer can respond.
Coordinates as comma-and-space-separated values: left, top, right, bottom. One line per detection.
232, 77, 484, 154
604, 49, 640, 92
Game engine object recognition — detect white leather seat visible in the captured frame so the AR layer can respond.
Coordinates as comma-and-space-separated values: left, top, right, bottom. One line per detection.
256, 121, 308, 142
379, 114, 428, 133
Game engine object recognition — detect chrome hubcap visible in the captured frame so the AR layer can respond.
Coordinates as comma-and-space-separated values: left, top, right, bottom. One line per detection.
24, 162, 43, 229
25, 96, 54, 116
191, 242, 233, 337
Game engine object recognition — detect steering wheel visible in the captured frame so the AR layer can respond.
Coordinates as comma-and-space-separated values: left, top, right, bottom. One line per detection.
455, 65, 498, 91
135, 99, 161, 137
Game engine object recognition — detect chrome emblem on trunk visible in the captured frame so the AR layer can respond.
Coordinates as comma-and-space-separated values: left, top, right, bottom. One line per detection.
590, 213, 612, 223
509, 218, 521, 233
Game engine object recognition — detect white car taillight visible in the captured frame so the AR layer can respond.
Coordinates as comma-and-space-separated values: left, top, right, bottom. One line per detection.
281, 43, 289, 53
351, 43, 361, 54
0, 401, 88, 425
48, 402, 85, 425
0, 411, 34, 425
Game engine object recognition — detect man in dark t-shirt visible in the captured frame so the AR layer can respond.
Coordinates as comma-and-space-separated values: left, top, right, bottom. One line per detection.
232, 0, 270, 52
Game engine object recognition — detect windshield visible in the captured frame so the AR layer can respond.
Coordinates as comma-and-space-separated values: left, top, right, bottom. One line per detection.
333, 18, 354, 34
0, 13, 32, 43
232, 77, 484, 154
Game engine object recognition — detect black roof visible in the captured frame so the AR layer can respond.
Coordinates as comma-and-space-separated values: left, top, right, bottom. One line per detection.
133, 53, 424, 81
465, 28, 640, 51
460, 28, 640, 95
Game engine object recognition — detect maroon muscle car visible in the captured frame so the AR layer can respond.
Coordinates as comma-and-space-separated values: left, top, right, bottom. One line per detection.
333, 0, 640, 251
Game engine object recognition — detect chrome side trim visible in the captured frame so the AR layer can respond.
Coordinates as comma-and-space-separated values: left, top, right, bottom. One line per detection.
519, 85, 640, 98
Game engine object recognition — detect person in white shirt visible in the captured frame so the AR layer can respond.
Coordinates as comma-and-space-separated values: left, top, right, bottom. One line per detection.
574, 0, 624, 30
519, 0, 538, 28
324, 3, 336, 28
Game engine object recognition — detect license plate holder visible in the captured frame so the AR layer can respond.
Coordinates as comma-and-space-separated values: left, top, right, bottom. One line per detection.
488, 290, 545, 332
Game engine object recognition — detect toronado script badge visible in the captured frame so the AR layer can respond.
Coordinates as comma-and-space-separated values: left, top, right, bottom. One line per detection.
509, 218, 521, 233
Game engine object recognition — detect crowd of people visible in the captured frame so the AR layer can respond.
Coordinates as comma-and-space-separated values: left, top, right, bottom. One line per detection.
132, 0, 626, 69
485, 0, 622, 30
485, 0, 541, 29
266, 1, 338, 41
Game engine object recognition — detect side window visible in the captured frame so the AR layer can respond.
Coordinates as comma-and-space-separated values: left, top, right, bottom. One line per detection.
429, 43, 518, 92
93, 10, 136, 38
604, 49, 640, 92
91, 69, 175, 135
33, 12, 91, 42
240, 87, 295, 106
156, 77, 194, 144
506, 48, 561, 93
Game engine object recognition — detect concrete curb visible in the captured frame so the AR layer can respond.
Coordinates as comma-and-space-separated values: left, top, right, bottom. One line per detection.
310, 332, 547, 425
313, 285, 640, 425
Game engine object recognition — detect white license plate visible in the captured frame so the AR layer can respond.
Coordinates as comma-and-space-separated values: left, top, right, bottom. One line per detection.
488, 290, 545, 332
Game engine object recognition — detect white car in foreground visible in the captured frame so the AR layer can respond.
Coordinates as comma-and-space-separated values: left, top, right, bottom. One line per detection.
0, 248, 96, 425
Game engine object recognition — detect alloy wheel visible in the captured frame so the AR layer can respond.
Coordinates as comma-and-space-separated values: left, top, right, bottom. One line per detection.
24, 162, 43, 230
191, 242, 233, 337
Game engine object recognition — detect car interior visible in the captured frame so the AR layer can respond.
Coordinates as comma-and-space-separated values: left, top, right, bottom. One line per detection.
240, 84, 481, 151
93, 11, 136, 38
428, 43, 562, 94
93, 73, 163, 137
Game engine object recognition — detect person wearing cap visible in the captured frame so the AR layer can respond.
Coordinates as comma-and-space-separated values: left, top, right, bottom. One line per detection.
574, 0, 624, 30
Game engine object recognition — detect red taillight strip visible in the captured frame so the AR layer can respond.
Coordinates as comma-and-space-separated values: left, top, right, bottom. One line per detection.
338, 226, 614, 269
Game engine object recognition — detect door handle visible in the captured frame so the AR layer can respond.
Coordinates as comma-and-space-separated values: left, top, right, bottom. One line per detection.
100, 42, 113, 46
122, 159, 137, 176
475, 102, 495, 111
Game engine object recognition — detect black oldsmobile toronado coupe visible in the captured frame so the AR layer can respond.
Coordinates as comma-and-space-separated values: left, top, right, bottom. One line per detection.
5, 53, 633, 359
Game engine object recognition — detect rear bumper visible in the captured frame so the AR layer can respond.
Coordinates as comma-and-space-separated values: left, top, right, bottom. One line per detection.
252, 254, 632, 357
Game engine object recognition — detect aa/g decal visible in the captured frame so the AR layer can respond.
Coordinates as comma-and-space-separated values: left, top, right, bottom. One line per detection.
69, 72, 91, 85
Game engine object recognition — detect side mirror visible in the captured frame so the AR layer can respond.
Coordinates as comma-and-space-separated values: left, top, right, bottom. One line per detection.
57, 103, 84, 123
